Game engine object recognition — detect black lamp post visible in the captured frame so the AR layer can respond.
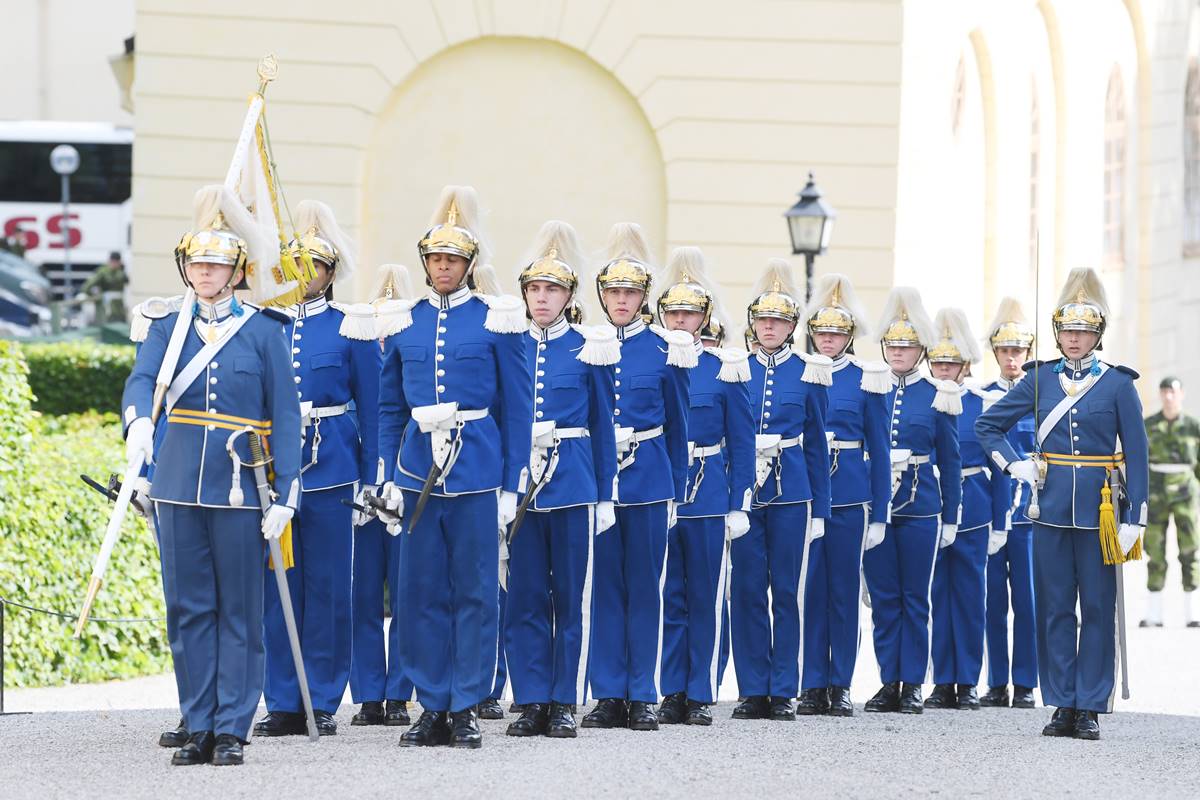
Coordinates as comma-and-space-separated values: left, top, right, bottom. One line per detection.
783, 172, 836, 304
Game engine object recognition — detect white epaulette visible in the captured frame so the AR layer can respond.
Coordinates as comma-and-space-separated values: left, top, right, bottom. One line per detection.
848, 356, 891, 394
129, 295, 184, 342
799, 352, 833, 386
375, 298, 418, 338
965, 381, 1005, 412
650, 324, 699, 368
329, 301, 378, 341
476, 293, 526, 334
705, 346, 751, 383
933, 379, 964, 416
572, 324, 621, 366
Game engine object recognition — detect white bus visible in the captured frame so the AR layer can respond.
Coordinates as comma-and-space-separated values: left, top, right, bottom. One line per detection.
0, 121, 132, 301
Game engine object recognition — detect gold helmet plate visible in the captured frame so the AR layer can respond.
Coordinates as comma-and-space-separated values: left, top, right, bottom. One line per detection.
418, 199, 480, 265
596, 257, 652, 295
747, 281, 800, 325
1052, 301, 1104, 335
881, 312, 921, 347
990, 320, 1035, 349
175, 217, 248, 273
288, 225, 338, 270
657, 274, 713, 330
519, 247, 578, 293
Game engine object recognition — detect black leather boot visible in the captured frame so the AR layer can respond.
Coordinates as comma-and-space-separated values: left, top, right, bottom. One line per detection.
628, 701, 659, 731
509, 702, 525, 714
923, 683, 957, 709
1041, 707, 1076, 737
314, 710, 338, 736
898, 683, 924, 714
450, 708, 483, 748
171, 731, 215, 766
399, 710, 452, 747
352, 701, 386, 726
546, 702, 578, 738
1073, 710, 1100, 740
581, 698, 628, 728
956, 684, 980, 710
252, 710, 307, 737
476, 698, 505, 720
685, 700, 713, 726
827, 686, 854, 717
865, 682, 900, 713
1012, 686, 1036, 709
769, 696, 795, 721
658, 692, 687, 724
979, 685, 1010, 707
796, 687, 830, 715
732, 696, 770, 719
211, 733, 245, 766
158, 718, 189, 748
385, 699, 411, 726
506, 703, 549, 737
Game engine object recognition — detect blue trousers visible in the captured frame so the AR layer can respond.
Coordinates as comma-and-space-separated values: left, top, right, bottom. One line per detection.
661, 515, 729, 703
863, 515, 939, 684
263, 485, 354, 714
930, 524, 988, 684
985, 522, 1038, 688
488, 588, 508, 701
349, 518, 414, 703
731, 501, 811, 698
1033, 523, 1116, 713
397, 490, 499, 712
158, 503, 264, 740
505, 505, 593, 705
802, 504, 867, 690
590, 501, 669, 702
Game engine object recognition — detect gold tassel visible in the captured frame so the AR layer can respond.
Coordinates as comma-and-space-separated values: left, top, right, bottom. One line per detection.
263, 440, 296, 570
1098, 480, 1123, 565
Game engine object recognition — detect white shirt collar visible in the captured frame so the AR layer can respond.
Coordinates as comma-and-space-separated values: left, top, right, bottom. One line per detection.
891, 367, 925, 388
755, 343, 793, 368
427, 285, 473, 310
529, 315, 570, 341
194, 295, 235, 322
613, 317, 646, 341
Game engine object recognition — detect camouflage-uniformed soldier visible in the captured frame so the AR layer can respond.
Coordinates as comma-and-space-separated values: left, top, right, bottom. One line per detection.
80, 252, 129, 323
1141, 376, 1200, 628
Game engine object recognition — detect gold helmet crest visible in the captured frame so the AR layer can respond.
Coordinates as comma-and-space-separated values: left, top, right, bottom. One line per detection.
876, 287, 936, 349
987, 296, 1035, 350
1052, 268, 1108, 340
747, 258, 802, 333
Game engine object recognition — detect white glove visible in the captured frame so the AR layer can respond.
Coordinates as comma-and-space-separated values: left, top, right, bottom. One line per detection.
987, 528, 1008, 556
353, 485, 377, 527
125, 417, 154, 465
810, 517, 826, 540
725, 510, 750, 540
130, 477, 154, 521
864, 522, 887, 551
1008, 459, 1041, 487
1118, 523, 1143, 556
375, 481, 405, 534
261, 504, 294, 540
939, 523, 958, 549
596, 501, 616, 534
498, 490, 518, 527
668, 500, 678, 529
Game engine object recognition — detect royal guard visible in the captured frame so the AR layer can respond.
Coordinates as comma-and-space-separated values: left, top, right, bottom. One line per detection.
656, 247, 755, 726
503, 221, 618, 738
976, 268, 1149, 740
730, 259, 831, 722
798, 274, 890, 717
924, 308, 1010, 711
376, 186, 532, 748
583, 223, 693, 732
980, 297, 1039, 708
347, 263, 418, 728
123, 185, 301, 765
863, 288, 961, 715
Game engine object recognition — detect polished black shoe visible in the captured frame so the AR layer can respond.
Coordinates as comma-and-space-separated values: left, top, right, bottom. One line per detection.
352, 701, 386, 726
450, 708, 483, 748
923, 683, 957, 709
685, 700, 713, 726
769, 696, 795, 721
827, 686, 854, 717
399, 710, 452, 747
253, 710, 307, 737
506, 703, 550, 737
628, 701, 659, 731
865, 682, 900, 713
956, 684, 980, 710
171, 731, 215, 766
509, 701, 525, 714
658, 692, 687, 724
158, 718, 189, 748
796, 687, 830, 716
211, 733, 245, 766
1012, 686, 1036, 709
546, 702, 578, 738
581, 698, 628, 728
898, 683, 924, 714
476, 698, 505, 720
732, 696, 771, 719
1138, 619, 1163, 628
315, 710, 337, 736
979, 685, 1010, 707
1041, 707, 1076, 737
1073, 710, 1100, 740
385, 699, 411, 726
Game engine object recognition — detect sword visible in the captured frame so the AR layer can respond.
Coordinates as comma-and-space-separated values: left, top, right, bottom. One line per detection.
1115, 564, 1131, 700
246, 431, 319, 742
406, 449, 453, 533
81, 473, 125, 503
73, 455, 145, 637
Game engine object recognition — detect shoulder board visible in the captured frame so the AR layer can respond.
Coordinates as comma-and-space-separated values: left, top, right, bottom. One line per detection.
329, 301, 377, 341
650, 324, 699, 369
933, 379, 964, 416
1022, 358, 1054, 371
255, 306, 292, 324
376, 298, 418, 338
706, 346, 751, 383
572, 324, 621, 366
854, 358, 891, 395
476, 293, 526, 334
129, 295, 184, 342
799, 352, 833, 386
965, 382, 1005, 410
1107, 363, 1141, 380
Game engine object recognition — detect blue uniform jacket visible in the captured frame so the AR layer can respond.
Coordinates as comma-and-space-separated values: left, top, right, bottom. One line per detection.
522, 318, 619, 510
975, 357, 1150, 530
749, 345, 831, 517
610, 319, 690, 506
826, 356, 892, 524
986, 377, 1036, 525
679, 345, 755, 519
960, 386, 1013, 532
886, 372, 961, 522
122, 297, 302, 510
286, 297, 381, 491
379, 287, 533, 496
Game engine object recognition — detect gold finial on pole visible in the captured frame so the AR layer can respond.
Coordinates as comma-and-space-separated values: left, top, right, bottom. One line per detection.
256, 53, 279, 95
447, 199, 460, 226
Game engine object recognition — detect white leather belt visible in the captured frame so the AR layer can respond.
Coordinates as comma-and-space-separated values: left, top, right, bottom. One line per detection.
1150, 463, 1193, 474
689, 441, 724, 460
410, 403, 490, 485
892, 453, 931, 470
830, 439, 862, 450
961, 465, 990, 478
616, 425, 663, 470
684, 440, 724, 504
300, 401, 349, 430
552, 427, 590, 440
889, 451, 931, 513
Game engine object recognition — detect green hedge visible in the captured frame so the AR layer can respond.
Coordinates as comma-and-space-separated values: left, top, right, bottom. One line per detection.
0, 342, 169, 688
20, 341, 135, 416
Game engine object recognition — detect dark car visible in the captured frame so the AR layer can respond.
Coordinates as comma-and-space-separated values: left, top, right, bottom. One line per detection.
0, 251, 51, 335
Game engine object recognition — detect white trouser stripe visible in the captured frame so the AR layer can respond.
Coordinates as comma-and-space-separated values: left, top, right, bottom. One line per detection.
924, 523, 940, 683
708, 535, 730, 700
853, 504, 867, 678
795, 502, 814, 692
575, 509, 595, 705
653, 512, 669, 699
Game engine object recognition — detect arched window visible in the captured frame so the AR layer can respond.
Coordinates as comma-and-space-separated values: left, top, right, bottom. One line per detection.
1029, 82, 1040, 277
1184, 61, 1200, 252
1103, 66, 1127, 265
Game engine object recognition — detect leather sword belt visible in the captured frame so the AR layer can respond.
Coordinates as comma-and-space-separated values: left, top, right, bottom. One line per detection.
830, 439, 862, 450
889, 450, 931, 513
754, 433, 803, 503
615, 425, 663, 471
299, 401, 349, 430
961, 465, 991, 478
684, 439, 725, 504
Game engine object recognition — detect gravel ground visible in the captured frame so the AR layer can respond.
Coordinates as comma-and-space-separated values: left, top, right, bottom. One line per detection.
2, 703, 1197, 799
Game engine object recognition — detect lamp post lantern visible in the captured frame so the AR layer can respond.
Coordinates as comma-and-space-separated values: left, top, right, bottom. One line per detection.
783, 171, 836, 305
